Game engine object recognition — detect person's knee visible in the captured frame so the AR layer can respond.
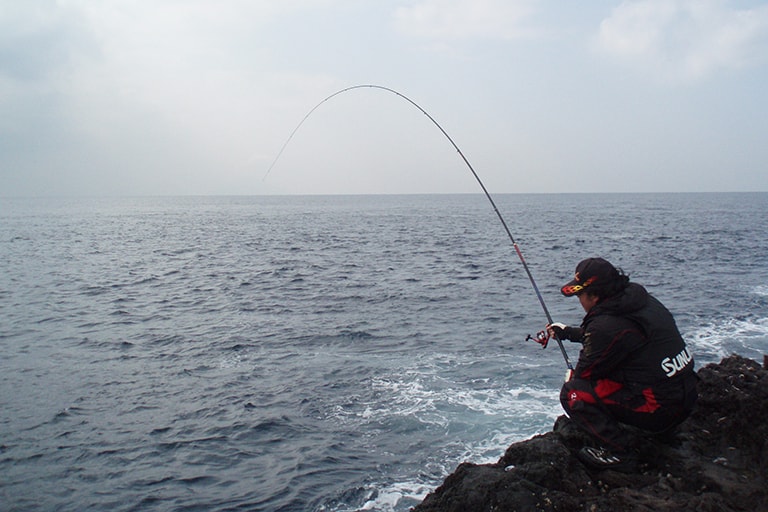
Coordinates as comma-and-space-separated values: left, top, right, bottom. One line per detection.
561, 379, 596, 411
560, 382, 576, 413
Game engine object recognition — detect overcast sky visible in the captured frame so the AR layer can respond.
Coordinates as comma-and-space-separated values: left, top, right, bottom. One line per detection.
2, 0, 768, 196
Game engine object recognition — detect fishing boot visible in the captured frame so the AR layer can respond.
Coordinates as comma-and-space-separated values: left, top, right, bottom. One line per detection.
576, 446, 638, 473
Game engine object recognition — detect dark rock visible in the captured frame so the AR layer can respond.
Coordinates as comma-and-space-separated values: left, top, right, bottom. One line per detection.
412, 355, 768, 512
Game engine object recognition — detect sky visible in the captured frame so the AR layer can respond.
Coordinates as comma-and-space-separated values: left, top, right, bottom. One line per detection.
2, 0, 768, 196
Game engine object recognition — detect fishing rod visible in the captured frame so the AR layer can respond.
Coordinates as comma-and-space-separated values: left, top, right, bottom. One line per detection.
265, 84, 573, 372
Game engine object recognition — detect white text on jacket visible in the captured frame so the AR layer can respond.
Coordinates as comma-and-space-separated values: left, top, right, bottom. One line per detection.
661, 347, 693, 377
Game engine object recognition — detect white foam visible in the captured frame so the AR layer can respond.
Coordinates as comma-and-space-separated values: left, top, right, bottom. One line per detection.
218, 353, 242, 368
685, 316, 768, 362
359, 481, 431, 511
359, 374, 560, 430
323, 354, 564, 511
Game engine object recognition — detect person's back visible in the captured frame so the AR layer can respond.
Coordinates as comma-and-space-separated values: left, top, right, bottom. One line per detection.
550, 258, 698, 472
584, 282, 695, 387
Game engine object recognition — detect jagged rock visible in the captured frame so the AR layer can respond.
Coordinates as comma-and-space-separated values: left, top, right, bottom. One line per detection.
412, 355, 768, 512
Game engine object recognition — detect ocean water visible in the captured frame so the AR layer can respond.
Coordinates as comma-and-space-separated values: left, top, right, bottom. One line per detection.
1, 193, 766, 511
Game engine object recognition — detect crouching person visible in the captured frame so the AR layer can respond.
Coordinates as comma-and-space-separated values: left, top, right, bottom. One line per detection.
548, 258, 698, 472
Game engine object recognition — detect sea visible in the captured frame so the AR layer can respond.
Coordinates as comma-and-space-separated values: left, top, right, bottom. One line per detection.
1, 192, 767, 512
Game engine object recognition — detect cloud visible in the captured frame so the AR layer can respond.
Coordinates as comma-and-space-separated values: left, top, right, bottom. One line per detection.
0, 0, 93, 82
595, 0, 768, 82
0, 1, 348, 195
394, 0, 538, 40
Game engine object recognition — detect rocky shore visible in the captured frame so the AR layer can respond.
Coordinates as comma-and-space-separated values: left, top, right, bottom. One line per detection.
412, 354, 768, 512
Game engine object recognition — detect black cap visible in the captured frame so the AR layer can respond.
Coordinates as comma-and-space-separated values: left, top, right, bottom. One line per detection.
561, 258, 620, 297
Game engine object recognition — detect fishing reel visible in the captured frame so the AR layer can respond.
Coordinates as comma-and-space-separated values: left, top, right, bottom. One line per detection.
525, 329, 575, 382
526, 330, 550, 349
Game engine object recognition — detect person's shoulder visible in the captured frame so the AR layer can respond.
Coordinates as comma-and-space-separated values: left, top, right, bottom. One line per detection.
625, 282, 649, 301
585, 310, 638, 331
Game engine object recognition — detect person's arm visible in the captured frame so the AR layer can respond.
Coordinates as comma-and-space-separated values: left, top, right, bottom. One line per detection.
547, 323, 585, 342
573, 319, 644, 380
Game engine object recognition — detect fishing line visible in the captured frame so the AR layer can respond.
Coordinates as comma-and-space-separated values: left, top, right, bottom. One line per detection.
265, 84, 573, 371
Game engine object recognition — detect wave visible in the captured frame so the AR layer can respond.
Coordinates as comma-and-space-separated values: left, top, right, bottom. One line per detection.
685, 315, 768, 364
4, 194, 766, 512
358, 480, 432, 512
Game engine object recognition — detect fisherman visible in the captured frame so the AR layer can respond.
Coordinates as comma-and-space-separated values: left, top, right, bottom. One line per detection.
547, 257, 698, 472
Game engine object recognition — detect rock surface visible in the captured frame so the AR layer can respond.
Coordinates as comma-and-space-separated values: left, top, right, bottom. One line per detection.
412, 355, 768, 512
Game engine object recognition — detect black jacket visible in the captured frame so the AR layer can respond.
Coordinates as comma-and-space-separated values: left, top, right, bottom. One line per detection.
572, 283, 695, 403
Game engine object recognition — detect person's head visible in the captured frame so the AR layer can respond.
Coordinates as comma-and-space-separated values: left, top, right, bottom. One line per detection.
560, 258, 629, 311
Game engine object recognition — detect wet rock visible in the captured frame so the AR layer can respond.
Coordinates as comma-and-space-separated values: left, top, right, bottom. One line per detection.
412, 354, 768, 512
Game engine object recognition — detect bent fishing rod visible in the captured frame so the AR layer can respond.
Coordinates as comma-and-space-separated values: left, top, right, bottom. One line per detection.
265, 84, 573, 372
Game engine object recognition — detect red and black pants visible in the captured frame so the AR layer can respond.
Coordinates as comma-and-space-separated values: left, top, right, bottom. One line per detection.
560, 375, 697, 452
